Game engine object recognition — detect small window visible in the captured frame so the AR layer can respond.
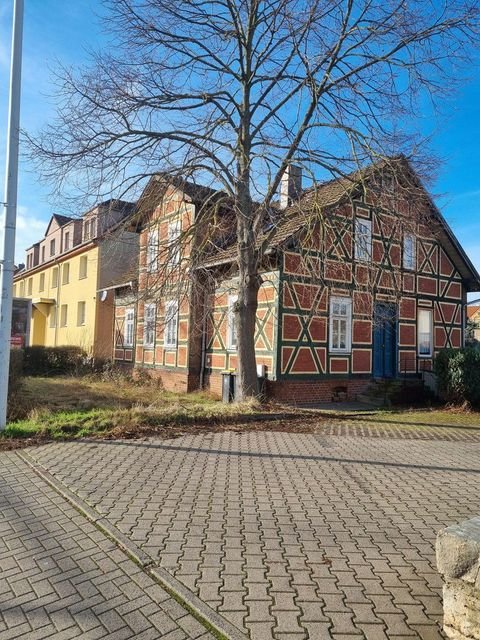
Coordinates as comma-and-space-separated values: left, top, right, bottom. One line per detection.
403, 233, 416, 270
27, 278, 33, 296
62, 263, 70, 285
168, 220, 181, 265
329, 296, 352, 353
147, 230, 159, 273
20, 281, 25, 297
418, 308, 433, 357
79, 256, 88, 279
124, 308, 135, 347
64, 232, 70, 252
144, 303, 156, 347
164, 300, 178, 348
84, 220, 91, 241
50, 239, 56, 256
41, 246, 45, 262
355, 218, 372, 262
77, 301, 86, 326
13, 284, 17, 297
52, 268, 59, 288
227, 295, 238, 350
382, 171, 394, 192
49, 306, 57, 328
60, 304, 68, 327
39, 273, 45, 292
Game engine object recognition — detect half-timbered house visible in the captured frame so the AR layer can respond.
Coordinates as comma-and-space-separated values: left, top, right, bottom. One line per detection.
113, 159, 480, 401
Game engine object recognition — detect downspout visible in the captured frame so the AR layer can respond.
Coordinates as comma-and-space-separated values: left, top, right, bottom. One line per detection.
199, 303, 207, 389
54, 257, 60, 347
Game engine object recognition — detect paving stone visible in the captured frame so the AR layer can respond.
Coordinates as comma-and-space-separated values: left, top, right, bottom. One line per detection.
23, 428, 480, 640
0, 452, 210, 640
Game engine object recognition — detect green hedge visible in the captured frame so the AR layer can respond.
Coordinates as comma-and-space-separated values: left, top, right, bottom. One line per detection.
434, 348, 480, 407
23, 346, 89, 376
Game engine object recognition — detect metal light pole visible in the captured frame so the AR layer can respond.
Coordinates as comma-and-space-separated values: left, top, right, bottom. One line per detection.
0, 0, 24, 430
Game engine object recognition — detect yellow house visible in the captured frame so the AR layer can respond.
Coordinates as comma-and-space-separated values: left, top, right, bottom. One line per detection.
467, 302, 480, 343
13, 201, 138, 359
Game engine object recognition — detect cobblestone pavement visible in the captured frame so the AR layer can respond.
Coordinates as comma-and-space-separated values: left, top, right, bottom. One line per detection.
0, 452, 214, 640
25, 427, 480, 640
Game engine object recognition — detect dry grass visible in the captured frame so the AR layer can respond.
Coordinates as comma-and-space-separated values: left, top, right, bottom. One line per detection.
4, 375, 480, 451
3, 375, 307, 446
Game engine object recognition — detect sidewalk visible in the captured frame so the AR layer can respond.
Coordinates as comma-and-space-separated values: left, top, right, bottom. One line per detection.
0, 452, 215, 640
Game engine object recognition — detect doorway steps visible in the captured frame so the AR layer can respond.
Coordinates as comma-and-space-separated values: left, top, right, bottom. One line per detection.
357, 378, 427, 407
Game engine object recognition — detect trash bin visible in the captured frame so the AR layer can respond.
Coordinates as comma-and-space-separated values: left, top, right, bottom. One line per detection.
221, 371, 236, 402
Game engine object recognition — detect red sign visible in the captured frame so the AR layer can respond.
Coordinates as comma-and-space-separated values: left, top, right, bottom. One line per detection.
10, 335, 24, 348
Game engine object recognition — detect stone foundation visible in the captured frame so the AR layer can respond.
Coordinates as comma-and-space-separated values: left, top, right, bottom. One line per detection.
437, 517, 480, 639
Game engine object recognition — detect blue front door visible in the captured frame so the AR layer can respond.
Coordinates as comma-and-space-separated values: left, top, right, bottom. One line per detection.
373, 303, 397, 378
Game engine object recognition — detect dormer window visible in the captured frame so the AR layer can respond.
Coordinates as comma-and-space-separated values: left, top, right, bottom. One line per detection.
64, 232, 70, 251
84, 218, 96, 241
50, 239, 56, 256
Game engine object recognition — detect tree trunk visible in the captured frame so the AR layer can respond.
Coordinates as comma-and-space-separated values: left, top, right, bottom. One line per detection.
236, 255, 260, 401
235, 183, 260, 401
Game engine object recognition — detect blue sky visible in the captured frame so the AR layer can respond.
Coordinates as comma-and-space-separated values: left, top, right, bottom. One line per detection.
0, 1, 479, 295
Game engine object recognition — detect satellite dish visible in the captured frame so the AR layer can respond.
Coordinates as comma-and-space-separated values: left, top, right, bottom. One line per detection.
100, 290, 108, 302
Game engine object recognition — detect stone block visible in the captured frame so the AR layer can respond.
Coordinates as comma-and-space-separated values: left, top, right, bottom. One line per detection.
437, 517, 480, 640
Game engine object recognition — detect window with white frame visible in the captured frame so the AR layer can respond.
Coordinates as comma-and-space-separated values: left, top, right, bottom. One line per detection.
168, 220, 181, 265
143, 303, 156, 347
62, 262, 70, 285
146, 230, 159, 273
84, 219, 94, 241
355, 218, 372, 262
77, 301, 86, 326
60, 304, 68, 327
403, 233, 416, 270
79, 256, 88, 279
417, 308, 433, 357
39, 273, 45, 292
227, 295, 238, 350
329, 296, 352, 352
52, 267, 58, 288
49, 306, 57, 328
164, 300, 178, 348
124, 308, 135, 347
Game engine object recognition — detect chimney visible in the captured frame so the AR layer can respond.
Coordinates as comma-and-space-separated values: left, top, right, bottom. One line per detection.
280, 165, 302, 208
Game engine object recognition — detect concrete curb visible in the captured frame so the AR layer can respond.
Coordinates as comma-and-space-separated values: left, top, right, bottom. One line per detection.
17, 449, 248, 640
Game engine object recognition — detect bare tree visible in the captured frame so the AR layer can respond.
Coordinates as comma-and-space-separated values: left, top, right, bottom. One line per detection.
28, 0, 479, 399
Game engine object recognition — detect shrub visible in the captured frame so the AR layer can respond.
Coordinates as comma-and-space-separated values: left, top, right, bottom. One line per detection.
9, 349, 24, 390
434, 347, 480, 408
23, 346, 89, 376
